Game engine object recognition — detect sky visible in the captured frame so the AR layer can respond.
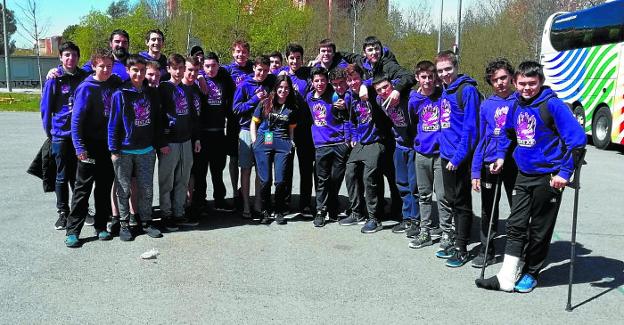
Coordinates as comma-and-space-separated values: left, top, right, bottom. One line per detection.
6, 0, 475, 48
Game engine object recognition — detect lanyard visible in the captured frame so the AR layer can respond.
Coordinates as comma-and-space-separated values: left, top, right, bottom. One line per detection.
269, 104, 286, 131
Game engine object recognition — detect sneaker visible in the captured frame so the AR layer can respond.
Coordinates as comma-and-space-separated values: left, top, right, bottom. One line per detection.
435, 246, 455, 259
107, 217, 120, 236
439, 232, 454, 251
259, 211, 272, 225
430, 227, 443, 240
514, 274, 537, 293
65, 234, 80, 247
241, 210, 252, 219
55, 212, 67, 230
129, 214, 139, 227
471, 253, 496, 268
214, 200, 235, 212
339, 214, 364, 226
405, 222, 421, 238
119, 223, 133, 241
409, 231, 433, 249
163, 217, 179, 232
85, 214, 95, 226
143, 222, 163, 238
97, 230, 112, 241
275, 212, 287, 225
176, 216, 199, 227
338, 211, 349, 218
328, 213, 339, 222
392, 220, 411, 233
446, 249, 469, 268
313, 211, 326, 227
300, 206, 314, 215
361, 218, 382, 234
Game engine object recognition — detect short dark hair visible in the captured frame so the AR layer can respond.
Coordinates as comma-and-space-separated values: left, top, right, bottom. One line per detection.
146, 61, 160, 70
515, 61, 544, 82
485, 58, 515, 86
59, 41, 80, 57
90, 48, 113, 65
318, 39, 336, 53
125, 54, 147, 68
145, 29, 164, 42
186, 55, 201, 67
362, 36, 382, 51
204, 51, 219, 63
329, 68, 347, 81
168, 53, 185, 67
190, 45, 204, 57
232, 39, 250, 52
414, 60, 435, 76
254, 55, 270, 67
372, 75, 391, 87
285, 43, 304, 57
269, 51, 283, 62
435, 50, 458, 67
345, 64, 364, 78
310, 67, 328, 80
109, 29, 130, 42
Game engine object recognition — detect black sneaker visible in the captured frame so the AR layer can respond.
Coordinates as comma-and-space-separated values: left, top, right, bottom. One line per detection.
300, 206, 314, 216
446, 249, 469, 268
361, 218, 382, 234
430, 227, 443, 240
163, 217, 179, 232
55, 212, 67, 230
107, 217, 120, 236
275, 212, 287, 225
214, 200, 235, 212
85, 214, 95, 227
313, 211, 326, 227
409, 231, 433, 249
259, 211, 273, 225
119, 223, 133, 241
142, 222, 163, 238
338, 214, 364, 226
129, 214, 140, 227
176, 216, 199, 227
392, 220, 411, 233
471, 253, 496, 268
438, 232, 454, 251
405, 222, 420, 238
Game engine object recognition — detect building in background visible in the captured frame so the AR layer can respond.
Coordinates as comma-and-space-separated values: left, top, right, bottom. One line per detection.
37, 36, 62, 56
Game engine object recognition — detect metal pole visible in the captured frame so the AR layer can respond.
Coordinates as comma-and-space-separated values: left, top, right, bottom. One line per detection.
186, 12, 192, 54
2, 0, 12, 92
351, 0, 357, 53
328, 0, 332, 37
455, 0, 462, 60
437, 0, 443, 53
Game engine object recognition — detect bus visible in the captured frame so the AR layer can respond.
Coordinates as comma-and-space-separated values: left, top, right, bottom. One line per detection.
540, 0, 624, 149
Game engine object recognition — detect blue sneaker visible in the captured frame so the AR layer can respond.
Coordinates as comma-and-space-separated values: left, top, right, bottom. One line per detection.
435, 246, 455, 259
445, 250, 469, 268
361, 218, 382, 234
514, 274, 537, 293
65, 234, 80, 248
97, 230, 112, 241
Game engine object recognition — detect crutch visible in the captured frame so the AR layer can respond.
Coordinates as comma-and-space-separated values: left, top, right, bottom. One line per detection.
565, 148, 587, 312
480, 174, 501, 280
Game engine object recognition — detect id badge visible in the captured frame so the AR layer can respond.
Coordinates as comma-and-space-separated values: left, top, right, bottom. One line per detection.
264, 131, 274, 145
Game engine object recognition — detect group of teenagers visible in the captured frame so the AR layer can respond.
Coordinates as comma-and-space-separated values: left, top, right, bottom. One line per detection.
41, 27, 587, 294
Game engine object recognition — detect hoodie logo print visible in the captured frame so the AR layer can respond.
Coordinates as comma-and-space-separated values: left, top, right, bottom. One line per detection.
494, 106, 509, 135
357, 101, 371, 124
312, 103, 327, 126
235, 75, 246, 87
206, 79, 222, 106
440, 99, 451, 129
102, 89, 113, 117
193, 94, 201, 116
134, 97, 151, 127
421, 103, 439, 132
61, 84, 71, 94
174, 87, 189, 115
386, 105, 407, 127
516, 112, 536, 147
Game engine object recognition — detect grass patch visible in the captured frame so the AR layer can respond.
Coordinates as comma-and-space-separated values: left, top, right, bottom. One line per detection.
0, 92, 41, 112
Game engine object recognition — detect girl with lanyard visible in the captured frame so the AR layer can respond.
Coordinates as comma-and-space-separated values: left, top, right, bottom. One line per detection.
250, 75, 298, 225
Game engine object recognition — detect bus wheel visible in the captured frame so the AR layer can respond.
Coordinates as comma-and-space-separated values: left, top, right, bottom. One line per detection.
573, 105, 585, 128
591, 106, 611, 150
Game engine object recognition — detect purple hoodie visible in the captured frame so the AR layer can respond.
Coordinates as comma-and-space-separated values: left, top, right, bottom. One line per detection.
232, 77, 274, 130
224, 60, 253, 88
471, 93, 515, 179
409, 88, 442, 155
41, 66, 88, 140
83, 58, 129, 82
305, 90, 349, 147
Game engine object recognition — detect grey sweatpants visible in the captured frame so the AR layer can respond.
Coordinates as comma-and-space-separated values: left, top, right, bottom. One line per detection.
113, 150, 156, 223
158, 140, 193, 217
415, 152, 452, 233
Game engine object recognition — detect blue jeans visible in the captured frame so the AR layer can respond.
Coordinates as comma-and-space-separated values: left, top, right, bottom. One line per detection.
253, 137, 293, 213
51, 139, 77, 214
393, 146, 419, 221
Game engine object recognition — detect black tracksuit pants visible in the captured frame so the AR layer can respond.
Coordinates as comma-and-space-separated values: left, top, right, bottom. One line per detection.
345, 142, 384, 219
441, 157, 473, 251
192, 130, 227, 204
314, 143, 350, 217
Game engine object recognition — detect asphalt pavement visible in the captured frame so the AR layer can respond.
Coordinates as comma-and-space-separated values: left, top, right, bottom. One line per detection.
0, 112, 622, 324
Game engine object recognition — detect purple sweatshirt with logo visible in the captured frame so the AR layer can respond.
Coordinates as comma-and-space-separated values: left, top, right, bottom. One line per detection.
409, 88, 442, 155
41, 66, 88, 140
232, 77, 274, 130
305, 90, 349, 147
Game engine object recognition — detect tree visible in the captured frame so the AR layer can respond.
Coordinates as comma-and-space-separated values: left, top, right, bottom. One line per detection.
0, 4, 17, 55
107, 0, 130, 19
15, 0, 48, 90
61, 24, 78, 42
